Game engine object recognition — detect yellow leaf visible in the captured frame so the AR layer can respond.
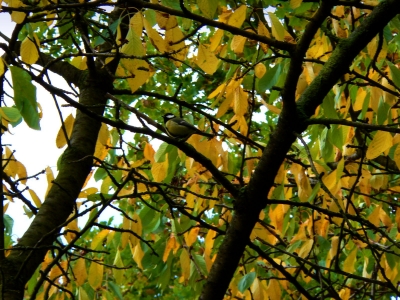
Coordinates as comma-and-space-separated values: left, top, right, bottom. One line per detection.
266, 279, 281, 300
163, 234, 177, 262
204, 229, 216, 272
121, 59, 151, 93
15, 161, 27, 185
184, 227, 199, 247
56, 114, 75, 148
130, 212, 142, 247
343, 247, 357, 274
143, 19, 166, 52
0, 58, 4, 76
368, 205, 381, 227
326, 236, 339, 268
394, 144, 400, 170
9, 0, 25, 24
233, 87, 248, 116
151, 160, 167, 182
144, 142, 155, 162
216, 95, 233, 118
268, 12, 285, 41
230, 35, 246, 55
255, 63, 266, 79
45, 166, 54, 198
251, 277, 263, 300
208, 82, 226, 99
88, 260, 103, 290
130, 12, 143, 37
28, 189, 41, 208
298, 239, 313, 258
165, 25, 187, 66
73, 258, 87, 287
210, 29, 224, 51
195, 44, 220, 75
257, 21, 270, 53
91, 229, 109, 250
21, 36, 38, 65
132, 243, 144, 269
353, 88, 367, 111
366, 131, 392, 160
180, 249, 191, 281
227, 5, 247, 28
70, 56, 87, 70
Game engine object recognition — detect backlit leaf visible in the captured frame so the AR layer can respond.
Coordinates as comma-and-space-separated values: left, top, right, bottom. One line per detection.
366, 131, 392, 159
88, 260, 104, 290
227, 5, 247, 28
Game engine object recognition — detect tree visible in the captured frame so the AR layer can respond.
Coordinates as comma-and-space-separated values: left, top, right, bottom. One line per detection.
1, 0, 400, 298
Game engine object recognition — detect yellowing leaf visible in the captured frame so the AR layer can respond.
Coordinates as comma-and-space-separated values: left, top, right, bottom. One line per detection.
151, 160, 167, 182
91, 229, 109, 250
163, 234, 178, 262
132, 243, 144, 269
268, 12, 285, 41
208, 82, 226, 99
210, 29, 224, 51
394, 144, 400, 170
255, 63, 266, 79
198, 0, 217, 19
195, 44, 220, 75
143, 19, 166, 52
298, 239, 313, 258
227, 5, 247, 28
112, 250, 124, 284
73, 258, 87, 287
56, 114, 75, 148
184, 227, 199, 247
343, 247, 357, 274
233, 87, 248, 116
29, 189, 41, 208
21, 37, 38, 65
144, 142, 155, 162
130, 12, 143, 37
258, 21, 270, 53
366, 131, 392, 160
230, 35, 246, 55
120, 59, 151, 93
165, 25, 187, 66
88, 260, 104, 290
216, 95, 233, 118
290, 0, 303, 9
266, 279, 281, 300
180, 249, 191, 281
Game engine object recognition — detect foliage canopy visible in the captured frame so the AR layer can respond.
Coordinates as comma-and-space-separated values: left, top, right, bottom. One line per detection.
1, 0, 400, 299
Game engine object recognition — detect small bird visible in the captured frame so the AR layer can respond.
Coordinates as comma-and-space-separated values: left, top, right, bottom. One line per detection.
163, 113, 214, 141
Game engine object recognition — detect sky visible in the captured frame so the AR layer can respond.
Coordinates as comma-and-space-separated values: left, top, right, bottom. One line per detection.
1, 13, 76, 238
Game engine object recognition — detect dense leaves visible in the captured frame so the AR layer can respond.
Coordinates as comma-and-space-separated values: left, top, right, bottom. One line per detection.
1, 0, 400, 299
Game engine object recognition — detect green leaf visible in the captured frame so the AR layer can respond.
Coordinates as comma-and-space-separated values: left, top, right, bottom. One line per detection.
192, 253, 208, 275
237, 271, 256, 293
9, 66, 40, 130
108, 281, 123, 300
0, 107, 22, 126
4, 214, 13, 235
388, 61, 400, 89
257, 63, 281, 94
197, 0, 217, 19
155, 142, 169, 162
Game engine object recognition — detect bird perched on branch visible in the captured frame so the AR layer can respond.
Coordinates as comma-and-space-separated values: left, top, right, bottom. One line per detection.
163, 113, 214, 141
